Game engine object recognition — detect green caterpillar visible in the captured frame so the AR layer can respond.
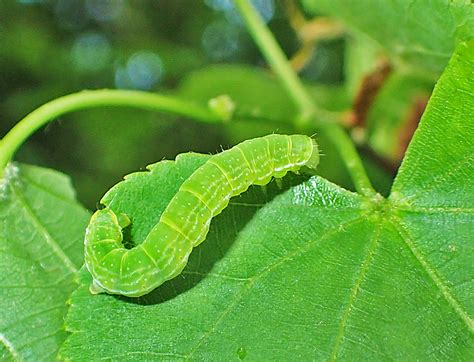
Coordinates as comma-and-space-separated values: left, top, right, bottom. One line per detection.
84, 134, 319, 297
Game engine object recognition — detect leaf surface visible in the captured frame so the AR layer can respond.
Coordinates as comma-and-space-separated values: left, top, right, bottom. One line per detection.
60, 42, 473, 360
0, 164, 90, 360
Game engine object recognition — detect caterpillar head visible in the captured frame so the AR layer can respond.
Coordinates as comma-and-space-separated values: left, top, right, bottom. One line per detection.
305, 139, 319, 170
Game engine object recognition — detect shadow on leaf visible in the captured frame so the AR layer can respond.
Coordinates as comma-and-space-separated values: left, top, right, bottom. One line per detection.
116, 173, 310, 306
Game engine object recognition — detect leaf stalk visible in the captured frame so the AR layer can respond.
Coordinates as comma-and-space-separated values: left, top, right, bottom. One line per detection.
0, 89, 225, 177
234, 0, 377, 196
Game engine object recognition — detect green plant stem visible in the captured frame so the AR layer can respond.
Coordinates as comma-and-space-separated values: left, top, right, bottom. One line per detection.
319, 124, 377, 196
235, 0, 377, 197
234, 0, 317, 124
0, 89, 224, 176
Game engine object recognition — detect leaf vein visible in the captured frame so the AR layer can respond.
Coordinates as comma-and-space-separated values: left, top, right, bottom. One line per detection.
9, 184, 78, 273
390, 216, 473, 332
398, 152, 474, 205
0, 333, 20, 361
394, 206, 474, 214
17, 172, 78, 206
2, 305, 65, 331
104, 351, 187, 360
330, 224, 382, 360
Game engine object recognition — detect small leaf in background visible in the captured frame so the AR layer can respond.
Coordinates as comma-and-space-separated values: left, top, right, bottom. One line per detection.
60, 42, 473, 360
302, 0, 474, 77
177, 65, 349, 126
0, 164, 90, 361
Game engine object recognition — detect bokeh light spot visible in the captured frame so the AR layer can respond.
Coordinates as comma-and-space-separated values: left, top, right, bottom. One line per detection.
17, 0, 44, 4
206, 0, 274, 25
85, 0, 124, 22
115, 51, 164, 90
72, 32, 112, 72
204, 0, 233, 11
251, 0, 274, 23
202, 21, 239, 60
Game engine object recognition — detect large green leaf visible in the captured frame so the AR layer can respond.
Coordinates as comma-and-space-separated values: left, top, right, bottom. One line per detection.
0, 164, 90, 361
302, 0, 474, 77
60, 42, 473, 359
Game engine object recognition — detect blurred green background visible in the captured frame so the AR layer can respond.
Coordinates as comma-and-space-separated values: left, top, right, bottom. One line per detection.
1, 0, 348, 208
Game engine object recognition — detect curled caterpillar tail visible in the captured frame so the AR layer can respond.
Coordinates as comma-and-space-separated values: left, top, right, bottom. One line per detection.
84, 134, 319, 297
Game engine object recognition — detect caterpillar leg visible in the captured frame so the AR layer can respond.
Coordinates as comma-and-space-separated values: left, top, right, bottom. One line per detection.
90, 279, 107, 295
306, 139, 319, 170
275, 178, 283, 189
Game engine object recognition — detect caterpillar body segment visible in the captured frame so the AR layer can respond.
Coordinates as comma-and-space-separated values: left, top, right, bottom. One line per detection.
84, 134, 319, 297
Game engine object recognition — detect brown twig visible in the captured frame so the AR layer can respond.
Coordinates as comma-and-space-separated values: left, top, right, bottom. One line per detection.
395, 96, 429, 161
358, 144, 399, 177
348, 58, 392, 128
285, 0, 344, 72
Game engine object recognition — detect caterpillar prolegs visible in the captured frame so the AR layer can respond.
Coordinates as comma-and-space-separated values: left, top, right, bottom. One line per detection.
84, 134, 319, 297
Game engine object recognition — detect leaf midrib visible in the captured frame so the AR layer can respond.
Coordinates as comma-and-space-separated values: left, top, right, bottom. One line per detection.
393, 206, 474, 213
0, 333, 19, 361
389, 215, 474, 332
19, 172, 78, 206
329, 223, 382, 361
9, 183, 78, 274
